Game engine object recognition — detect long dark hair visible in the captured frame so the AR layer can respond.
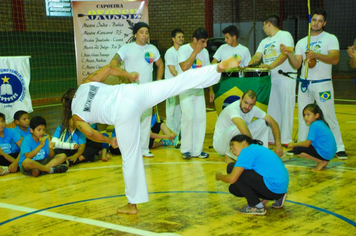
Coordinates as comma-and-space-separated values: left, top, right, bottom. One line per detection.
230, 134, 263, 146
303, 104, 329, 127
60, 88, 77, 134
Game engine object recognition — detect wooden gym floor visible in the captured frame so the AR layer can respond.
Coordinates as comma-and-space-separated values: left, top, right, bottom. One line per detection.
1, 80, 356, 235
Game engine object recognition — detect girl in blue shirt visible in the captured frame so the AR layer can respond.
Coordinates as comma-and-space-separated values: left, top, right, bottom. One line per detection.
216, 134, 289, 215
288, 104, 337, 171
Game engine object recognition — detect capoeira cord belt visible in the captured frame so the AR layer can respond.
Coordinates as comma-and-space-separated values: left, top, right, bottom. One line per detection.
296, 78, 332, 93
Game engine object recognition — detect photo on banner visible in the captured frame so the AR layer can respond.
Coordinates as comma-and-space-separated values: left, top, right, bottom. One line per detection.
72, 0, 148, 85
0, 56, 32, 124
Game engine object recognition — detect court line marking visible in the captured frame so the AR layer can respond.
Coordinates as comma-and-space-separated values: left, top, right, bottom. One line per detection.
1, 191, 355, 229
0, 202, 162, 235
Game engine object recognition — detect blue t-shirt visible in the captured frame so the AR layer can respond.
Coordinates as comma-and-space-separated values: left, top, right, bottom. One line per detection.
307, 120, 336, 160
0, 127, 21, 154
19, 135, 50, 167
53, 125, 86, 145
13, 126, 31, 138
234, 144, 289, 194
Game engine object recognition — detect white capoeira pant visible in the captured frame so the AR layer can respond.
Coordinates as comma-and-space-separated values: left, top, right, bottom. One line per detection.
165, 96, 181, 133
213, 119, 268, 159
72, 64, 222, 204
140, 107, 152, 155
267, 77, 296, 144
179, 88, 206, 156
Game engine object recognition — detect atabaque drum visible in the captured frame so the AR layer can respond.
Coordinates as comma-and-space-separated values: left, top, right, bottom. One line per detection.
242, 67, 270, 77
222, 68, 243, 78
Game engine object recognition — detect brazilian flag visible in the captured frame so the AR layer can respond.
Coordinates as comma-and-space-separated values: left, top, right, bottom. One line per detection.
213, 74, 271, 115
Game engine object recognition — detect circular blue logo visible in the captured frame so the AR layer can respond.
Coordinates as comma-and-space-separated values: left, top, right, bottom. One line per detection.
222, 95, 240, 110
0, 71, 25, 104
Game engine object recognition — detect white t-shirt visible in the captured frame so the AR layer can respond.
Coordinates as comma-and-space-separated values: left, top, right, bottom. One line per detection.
117, 42, 161, 84
295, 31, 339, 80
178, 43, 210, 73
256, 30, 296, 79
164, 46, 179, 80
213, 100, 266, 140
213, 44, 251, 67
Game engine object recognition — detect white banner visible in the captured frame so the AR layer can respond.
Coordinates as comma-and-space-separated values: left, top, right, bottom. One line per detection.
0, 56, 32, 124
72, 0, 148, 85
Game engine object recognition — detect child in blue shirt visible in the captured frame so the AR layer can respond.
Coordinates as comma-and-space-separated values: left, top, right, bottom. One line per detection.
216, 134, 289, 216
0, 113, 23, 175
13, 110, 31, 138
288, 104, 337, 171
51, 117, 87, 166
19, 116, 68, 177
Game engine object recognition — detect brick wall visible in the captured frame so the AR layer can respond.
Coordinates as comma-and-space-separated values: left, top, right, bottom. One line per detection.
148, 0, 206, 54
214, 0, 281, 24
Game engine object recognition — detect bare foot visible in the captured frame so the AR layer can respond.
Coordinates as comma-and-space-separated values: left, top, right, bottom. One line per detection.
101, 153, 112, 162
217, 56, 241, 72
312, 160, 329, 171
117, 203, 138, 215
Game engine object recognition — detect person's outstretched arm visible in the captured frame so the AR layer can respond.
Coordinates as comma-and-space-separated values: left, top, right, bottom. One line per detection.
73, 115, 118, 148
83, 65, 139, 84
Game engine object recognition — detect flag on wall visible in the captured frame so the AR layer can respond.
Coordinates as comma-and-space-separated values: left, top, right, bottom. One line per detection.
213, 75, 271, 115
0, 56, 32, 124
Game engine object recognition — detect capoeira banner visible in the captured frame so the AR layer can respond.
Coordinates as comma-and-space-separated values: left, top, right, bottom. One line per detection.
0, 56, 32, 124
213, 75, 271, 115
72, 0, 148, 85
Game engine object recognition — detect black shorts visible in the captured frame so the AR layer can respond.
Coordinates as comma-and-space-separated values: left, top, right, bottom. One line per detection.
0, 152, 19, 166
293, 145, 327, 161
149, 121, 163, 148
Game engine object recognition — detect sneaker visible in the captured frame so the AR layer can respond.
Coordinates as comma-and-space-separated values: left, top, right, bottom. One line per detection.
272, 193, 287, 208
193, 152, 209, 159
0, 166, 10, 176
53, 164, 68, 174
286, 150, 294, 156
181, 152, 191, 159
31, 168, 41, 177
238, 205, 266, 216
173, 131, 181, 149
336, 151, 348, 160
143, 152, 154, 157
162, 139, 172, 146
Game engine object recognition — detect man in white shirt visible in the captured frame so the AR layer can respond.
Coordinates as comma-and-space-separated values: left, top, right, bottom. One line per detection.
249, 14, 297, 146
209, 25, 251, 102
281, 8, 347, 159
178, 28, 210, 159
110, 22, 164, 157
213, 90, 283, 162
164, 28, 184, 134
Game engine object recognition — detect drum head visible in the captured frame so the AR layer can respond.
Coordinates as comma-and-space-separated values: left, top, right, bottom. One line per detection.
243, 67, 269, 72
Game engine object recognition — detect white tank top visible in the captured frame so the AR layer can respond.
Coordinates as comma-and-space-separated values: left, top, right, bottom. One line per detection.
72, 82, 122, 125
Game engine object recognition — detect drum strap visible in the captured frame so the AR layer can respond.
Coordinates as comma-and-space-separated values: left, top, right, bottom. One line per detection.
297, 78, 331, 93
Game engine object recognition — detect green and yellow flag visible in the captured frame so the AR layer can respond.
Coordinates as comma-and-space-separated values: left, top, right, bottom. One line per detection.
213, 75, 271, 115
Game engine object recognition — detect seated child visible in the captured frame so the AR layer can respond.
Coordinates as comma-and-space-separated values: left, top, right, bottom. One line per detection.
287, 104, 337, 171
0, 113, 22, 175
51, 117, 87, 166
13, 110, 31, 138
19, 116, 68, 177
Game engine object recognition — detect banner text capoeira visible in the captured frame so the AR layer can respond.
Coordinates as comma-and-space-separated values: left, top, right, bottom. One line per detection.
0, 56, 32, 124
72, 0, 148, 85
